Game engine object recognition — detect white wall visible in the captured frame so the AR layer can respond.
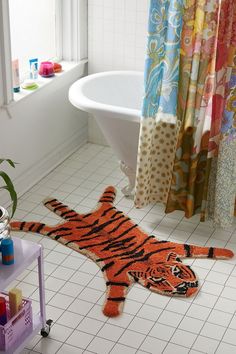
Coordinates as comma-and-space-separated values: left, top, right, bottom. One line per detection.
0, 64, 88, 206
88, 0, 149, 145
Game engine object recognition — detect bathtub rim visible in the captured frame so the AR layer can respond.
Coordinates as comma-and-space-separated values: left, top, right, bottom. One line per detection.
69, 70, 143, 123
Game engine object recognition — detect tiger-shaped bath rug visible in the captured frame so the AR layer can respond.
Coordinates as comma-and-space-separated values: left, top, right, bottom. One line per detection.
10, 186, 234, 317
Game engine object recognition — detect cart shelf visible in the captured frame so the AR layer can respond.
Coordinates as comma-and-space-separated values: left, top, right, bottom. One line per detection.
0, 237, 52, 354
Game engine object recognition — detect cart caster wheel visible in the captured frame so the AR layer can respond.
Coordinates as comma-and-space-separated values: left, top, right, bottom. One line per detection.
41, 319, 53, 337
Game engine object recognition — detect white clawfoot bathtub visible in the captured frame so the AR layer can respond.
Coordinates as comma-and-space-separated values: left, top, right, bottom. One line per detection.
69, 71, 143, 195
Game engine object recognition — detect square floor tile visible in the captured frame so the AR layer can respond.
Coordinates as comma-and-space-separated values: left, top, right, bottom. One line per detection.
128, 286, 150, 303
107, 313, 134, 328
109, 343, 136, 354
192, 335, 219, 353
216, 342, 236, 354
44, 305, 64, 322
145, 293, 170, 309
123, 299, 143, 315
97, 323, 124, 341
56, 311, 83, 329
45, 251, 68, 265
170, 329, 197, 348
166, 298, 190, 314
128, 316, 154, 335
137, 304, 162, 321
140, 336, 167, 353
186, 303, 211, 321
179, 316, 204, 334
48, 293, 74, 310
158, 310, 183, 328
87, 304, 108, 322
59, 282, 83, 297
56, 344, 83, 354
44, 276, 65, 292
78, 287, 103, 303
77, 317, 104, 335
149, 323, 175, 341
70, 271, 94, 286
51, 266, 75, 281
87, 336, 115, 354
223, 328, 236, 345
49, 323, 73, 342
163, 343, 189, 354
208, 310, 233, 327
61, 256, 85, 270
68, 299, 94, 316
118, 329, 146, 349
34, 338, 62, 354
66, 330, 94, 349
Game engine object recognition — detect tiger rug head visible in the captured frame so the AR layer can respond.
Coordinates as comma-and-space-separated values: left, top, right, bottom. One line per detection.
10, 186, 234, 317
129, 253, 198, 297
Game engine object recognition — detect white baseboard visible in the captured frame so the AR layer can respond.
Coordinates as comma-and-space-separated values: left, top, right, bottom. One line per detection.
1, 125, 88, 208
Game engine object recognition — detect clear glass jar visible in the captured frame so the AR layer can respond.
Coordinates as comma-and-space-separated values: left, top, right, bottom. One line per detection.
0, 206, 10, 243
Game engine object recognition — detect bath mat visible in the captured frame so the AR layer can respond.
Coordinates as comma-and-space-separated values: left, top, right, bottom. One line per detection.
11, 186, 234, 317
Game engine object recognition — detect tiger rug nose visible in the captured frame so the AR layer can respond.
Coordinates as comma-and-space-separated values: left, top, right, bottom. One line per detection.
175, 280, 199, 297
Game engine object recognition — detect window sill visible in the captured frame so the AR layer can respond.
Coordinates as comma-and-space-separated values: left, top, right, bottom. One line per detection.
12, 59, 88, 104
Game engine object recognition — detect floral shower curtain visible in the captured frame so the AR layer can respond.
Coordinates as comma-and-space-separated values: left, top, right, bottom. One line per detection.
135, 0, 236, 227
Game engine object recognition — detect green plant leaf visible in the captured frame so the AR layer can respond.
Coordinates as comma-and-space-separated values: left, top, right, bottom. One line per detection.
0, 171, 17, 217
0, 159, 17, 168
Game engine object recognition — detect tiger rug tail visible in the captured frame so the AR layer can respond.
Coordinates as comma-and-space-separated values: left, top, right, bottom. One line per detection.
10, 186, 234, 317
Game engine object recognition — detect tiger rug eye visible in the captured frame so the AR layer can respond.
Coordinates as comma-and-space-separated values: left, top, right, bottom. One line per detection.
10, 186, 234, 317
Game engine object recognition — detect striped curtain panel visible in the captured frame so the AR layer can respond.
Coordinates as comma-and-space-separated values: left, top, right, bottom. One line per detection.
135, 0, 236, 227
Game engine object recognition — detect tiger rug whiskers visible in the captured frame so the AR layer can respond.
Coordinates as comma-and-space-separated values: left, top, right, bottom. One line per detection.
10, 186, 234, 317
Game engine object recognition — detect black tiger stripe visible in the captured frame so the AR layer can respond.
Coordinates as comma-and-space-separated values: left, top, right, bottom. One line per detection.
121, 248, 145, 259
81, 215, 125, 238
208, 247, 214, 258
115, 224, 138, 238
103, 191, 116, 196
104, 236, 136, 251
29, 223, 36, 231
61, 210, 77, 218
77, 219, 98, 230
100, 198, 114, 203
111, 211, 123, 219
101, 261, 115, 272
106, 281, 129, 287
20, 222, 26, 231
47, 227, 71, 236
98, 236, 155, 262
81, 224, 139, 250
184, 244, 191, 257
152, 240, 169, 244
51, 202, 62, 208
108, 217, 130, 234
82, 213, 92, 219
55, 232, 73, 240
115, 247, 176, 276
107, 297, 125, 302
111, 242, 136, 253
101, 195, 114, 200
36, 223, 46, 233
54, 205, 68, 212
44, 199, 57, 205
101, 207, 115, 217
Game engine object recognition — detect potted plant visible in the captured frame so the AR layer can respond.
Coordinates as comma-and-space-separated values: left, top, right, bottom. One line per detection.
0, 159, 17, 218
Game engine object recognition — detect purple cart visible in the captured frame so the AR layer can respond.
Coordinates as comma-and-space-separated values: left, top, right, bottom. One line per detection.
0, 237, 52, 354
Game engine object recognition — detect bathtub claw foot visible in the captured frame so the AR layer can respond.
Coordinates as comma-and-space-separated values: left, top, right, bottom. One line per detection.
120, 161, 136, 197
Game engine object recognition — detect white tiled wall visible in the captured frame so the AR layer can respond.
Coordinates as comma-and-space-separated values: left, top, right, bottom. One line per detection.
88, 0, 149, 73
88, 0, 149, 145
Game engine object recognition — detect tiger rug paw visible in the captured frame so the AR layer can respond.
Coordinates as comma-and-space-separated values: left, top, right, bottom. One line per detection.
10, 186, 234, 317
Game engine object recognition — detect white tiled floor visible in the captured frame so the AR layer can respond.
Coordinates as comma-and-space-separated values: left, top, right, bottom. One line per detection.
10, 143, 236, 354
